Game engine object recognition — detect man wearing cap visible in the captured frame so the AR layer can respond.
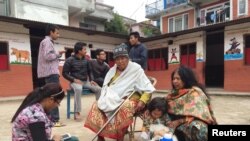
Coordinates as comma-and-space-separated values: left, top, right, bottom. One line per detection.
62, 42, 101, 120
84, 43, 155, 141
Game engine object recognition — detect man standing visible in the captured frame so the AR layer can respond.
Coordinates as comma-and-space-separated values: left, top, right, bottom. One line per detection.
89, 49, 110, 87
129, 31, 148, 70
62, 42, 101, 120
37, 24, 65, 127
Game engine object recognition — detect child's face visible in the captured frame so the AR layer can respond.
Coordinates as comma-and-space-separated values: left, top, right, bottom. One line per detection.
151, 109, 163, 119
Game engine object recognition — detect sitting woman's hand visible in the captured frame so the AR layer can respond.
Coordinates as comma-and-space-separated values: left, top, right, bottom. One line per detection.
135, 101, 145, 112
185, 116, 195, 124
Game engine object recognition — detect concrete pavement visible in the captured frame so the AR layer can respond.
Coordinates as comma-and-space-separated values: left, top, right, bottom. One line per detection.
1, 93, 250, 141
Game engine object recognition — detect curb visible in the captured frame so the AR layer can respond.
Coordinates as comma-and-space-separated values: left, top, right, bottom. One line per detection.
0, 96, 25, 103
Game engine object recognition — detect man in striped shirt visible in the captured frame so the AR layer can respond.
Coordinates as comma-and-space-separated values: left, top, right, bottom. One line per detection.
37, 24, 65, 127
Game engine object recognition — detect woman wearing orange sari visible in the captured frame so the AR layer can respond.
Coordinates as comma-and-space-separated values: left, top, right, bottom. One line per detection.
166, 66, 217, 141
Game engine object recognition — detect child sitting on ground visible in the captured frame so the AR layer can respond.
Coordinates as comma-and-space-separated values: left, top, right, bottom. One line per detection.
139, 97, 178, 141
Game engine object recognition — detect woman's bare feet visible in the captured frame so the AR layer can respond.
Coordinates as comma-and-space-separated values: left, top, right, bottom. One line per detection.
74, 112, 82, 121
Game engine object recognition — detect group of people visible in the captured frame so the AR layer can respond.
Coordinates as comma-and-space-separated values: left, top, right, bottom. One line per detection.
11, 23, 217, 141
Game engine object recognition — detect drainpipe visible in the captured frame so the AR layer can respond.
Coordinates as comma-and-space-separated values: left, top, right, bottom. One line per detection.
164, 0, 167, 9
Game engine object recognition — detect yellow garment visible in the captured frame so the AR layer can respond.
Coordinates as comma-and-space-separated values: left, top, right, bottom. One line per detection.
108, 72, 151, 104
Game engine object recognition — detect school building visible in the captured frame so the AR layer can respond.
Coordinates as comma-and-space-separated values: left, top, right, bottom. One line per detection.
1, 0, 250, 97
143, 0, 250, 91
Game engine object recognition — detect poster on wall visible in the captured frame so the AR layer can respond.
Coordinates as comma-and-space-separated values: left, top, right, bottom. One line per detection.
10, 48, 31, 64
168, 46, 180, 64
0, 33, 32, 65
224, 37, 243, 60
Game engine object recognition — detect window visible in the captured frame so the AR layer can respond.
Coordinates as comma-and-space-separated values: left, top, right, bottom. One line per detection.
79, 22, 96, 30
175, 16, 182, 32
106, 52, 114, 67
169, 18, 174, 33
0, 0, 10, 16
148, 48, 168, 71
180, 43, 196, 68
91, 50, 96, 59
201, 2, 231, 25
200, 10, 206, 25
238, 0, 247, 16
168, 14, 188, 33
0, 42, 9, 70
245, 35, 250, 65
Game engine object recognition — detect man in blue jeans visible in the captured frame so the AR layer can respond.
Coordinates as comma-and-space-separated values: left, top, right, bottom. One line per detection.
37, 24, 65, 127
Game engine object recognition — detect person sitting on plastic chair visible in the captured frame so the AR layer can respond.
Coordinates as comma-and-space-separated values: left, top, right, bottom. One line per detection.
84, 43, 155, 141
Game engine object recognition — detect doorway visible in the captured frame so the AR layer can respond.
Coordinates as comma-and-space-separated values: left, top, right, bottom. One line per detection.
205, 30, 224, 87
29, 27, 46, 88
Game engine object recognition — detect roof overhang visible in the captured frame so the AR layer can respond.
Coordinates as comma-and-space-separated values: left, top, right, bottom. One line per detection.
0, 15, 128, 39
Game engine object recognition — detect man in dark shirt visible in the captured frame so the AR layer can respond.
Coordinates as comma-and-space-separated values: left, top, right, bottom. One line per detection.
129, 31, 147, 70
89, 49, 110, 87
62, 42, 101, 120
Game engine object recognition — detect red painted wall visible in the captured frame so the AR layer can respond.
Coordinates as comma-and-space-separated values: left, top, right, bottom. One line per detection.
0, 65, 33, 97
224, 60, 250, 92
145, 62, 205, 90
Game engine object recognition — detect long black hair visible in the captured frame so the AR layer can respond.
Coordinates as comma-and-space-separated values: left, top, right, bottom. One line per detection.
171, 65, 206, 94
11, 83, 65, 122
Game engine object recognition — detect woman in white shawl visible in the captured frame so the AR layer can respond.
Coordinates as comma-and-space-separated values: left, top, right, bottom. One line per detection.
84, 43, 155, 141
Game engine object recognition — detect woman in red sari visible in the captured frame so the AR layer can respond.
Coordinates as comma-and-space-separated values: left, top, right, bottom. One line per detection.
166, 66, 217, 141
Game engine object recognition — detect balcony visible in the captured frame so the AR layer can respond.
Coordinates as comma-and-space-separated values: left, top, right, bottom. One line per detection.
68, 0, 95, 16
0, 0, 10, 16
85, 2, 113, 22
145, 0, 164, 19
189, 0, 220, 5
198, 2, 230, 26
79, 22, 97, 30
145, 0, 188, 20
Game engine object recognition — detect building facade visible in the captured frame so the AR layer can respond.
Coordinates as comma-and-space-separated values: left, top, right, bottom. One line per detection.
0, 0, 114, 31
0, 16, 126, 97
144, 0, 250, 92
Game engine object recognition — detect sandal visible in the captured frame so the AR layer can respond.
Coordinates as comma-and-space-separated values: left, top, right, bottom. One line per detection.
53, 122, 66, 127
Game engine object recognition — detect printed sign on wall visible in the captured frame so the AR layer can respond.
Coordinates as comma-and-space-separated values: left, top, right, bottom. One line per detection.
0, 32, 32, 65
224, 37, 243, 60
168, 46, 180, 64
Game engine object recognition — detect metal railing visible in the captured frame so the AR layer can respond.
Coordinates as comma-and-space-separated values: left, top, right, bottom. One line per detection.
145, 0, 188, 17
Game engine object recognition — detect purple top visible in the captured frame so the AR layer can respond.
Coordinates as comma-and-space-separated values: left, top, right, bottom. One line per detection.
12, 103, 53, 141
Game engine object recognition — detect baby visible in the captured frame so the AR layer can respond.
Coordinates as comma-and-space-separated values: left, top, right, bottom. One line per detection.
139, 97, 178, 141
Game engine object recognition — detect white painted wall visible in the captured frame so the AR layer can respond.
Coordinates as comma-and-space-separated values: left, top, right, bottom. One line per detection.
0, 22, 31, 64
15, 0, 69, 25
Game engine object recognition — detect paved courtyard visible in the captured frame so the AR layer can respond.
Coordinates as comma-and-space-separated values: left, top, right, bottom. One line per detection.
1, 93, 250, 141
